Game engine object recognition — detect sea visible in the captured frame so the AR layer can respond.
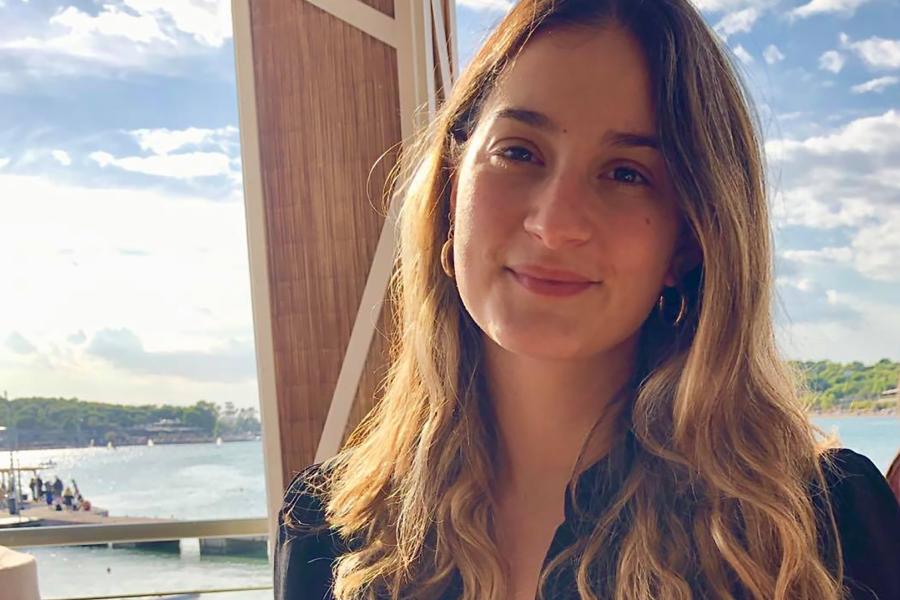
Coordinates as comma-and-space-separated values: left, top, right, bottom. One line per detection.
9, 415, 899, 600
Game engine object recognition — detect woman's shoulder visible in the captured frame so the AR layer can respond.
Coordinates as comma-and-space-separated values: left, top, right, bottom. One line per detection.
818, 447, 899, 514
275, 462, 344, 600
816, 448, 900, 600
281, 462, 331, 528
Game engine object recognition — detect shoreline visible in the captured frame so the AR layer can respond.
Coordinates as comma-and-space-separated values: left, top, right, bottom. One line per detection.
6, 414, 896, 453
810, 410, 898, 418
7, 437, 261, 453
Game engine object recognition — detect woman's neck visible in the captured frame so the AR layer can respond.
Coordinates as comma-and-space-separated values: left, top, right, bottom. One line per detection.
484, 336, 637, 504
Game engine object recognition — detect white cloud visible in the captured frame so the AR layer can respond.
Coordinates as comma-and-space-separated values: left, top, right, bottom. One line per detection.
689, 0, 773, 11
6, 331, 37, 354
0, 0, 232, 72
774, 274, 862, 326
840, 33, 900, 70
790, 0, 869, 19
851, 76, 899, 94
782, 247, 854, 264
733, 44, 754, 64
88, 125, 241, 180
818, 50, 845, 73
123, 0, 233, 47
850, 209, 900, 282
132, 126, 238, 155
86, 327, 255, 382
50, 4, 173, 45
456, 0, 513, 11
767, 109, 900, 158
90, 150, 233, 179
0, 158, 9, 169
0, 175, 252, 370
777, 276, 813, 292
770, 187, 876, 229
51, 149, 71, 166
778, 293, 900, 363
763, 44, 785, 64
714, 8, 760, 39
778, 111, 807, 121
768, 112, 900, 288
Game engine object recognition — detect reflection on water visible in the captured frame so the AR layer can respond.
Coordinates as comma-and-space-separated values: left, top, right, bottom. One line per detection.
10, 419, 898, 597
14, 440, 266, 520
27, 543, 270, 599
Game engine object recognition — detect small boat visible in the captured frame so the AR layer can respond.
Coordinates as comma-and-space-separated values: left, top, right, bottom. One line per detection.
215, 437, 223, 446
38, 459, 57, 468
147, 439, 154, 447
107, 441, 114, 449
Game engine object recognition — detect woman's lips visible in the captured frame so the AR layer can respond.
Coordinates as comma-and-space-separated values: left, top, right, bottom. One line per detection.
507, 268, 598, 297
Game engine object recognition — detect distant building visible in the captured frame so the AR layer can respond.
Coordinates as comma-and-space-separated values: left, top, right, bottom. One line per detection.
144, 419, 201, 434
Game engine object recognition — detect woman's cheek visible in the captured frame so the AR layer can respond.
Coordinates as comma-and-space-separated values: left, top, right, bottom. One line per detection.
458, 176, 515, 238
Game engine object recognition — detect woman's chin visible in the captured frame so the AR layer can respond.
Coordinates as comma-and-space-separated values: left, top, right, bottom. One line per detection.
484, 326, 593, 361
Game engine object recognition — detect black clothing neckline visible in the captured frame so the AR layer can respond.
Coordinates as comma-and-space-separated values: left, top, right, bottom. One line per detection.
275, 446, 900, 600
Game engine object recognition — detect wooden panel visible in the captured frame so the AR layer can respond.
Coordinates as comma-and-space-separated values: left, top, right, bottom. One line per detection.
249, 0, 401, 484
361, 0, 395, 18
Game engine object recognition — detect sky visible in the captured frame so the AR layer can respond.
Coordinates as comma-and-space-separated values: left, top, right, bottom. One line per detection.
0, 0, 898, 409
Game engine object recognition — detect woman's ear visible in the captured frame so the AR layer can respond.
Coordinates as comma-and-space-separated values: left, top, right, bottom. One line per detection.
664, 239, 702, 287
449, 171, 458, 214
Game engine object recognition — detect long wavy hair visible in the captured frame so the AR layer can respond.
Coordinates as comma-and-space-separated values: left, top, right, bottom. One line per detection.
290, 0, 845, 598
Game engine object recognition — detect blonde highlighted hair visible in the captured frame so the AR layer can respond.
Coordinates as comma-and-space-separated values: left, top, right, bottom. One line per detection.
290, 0, 845, 598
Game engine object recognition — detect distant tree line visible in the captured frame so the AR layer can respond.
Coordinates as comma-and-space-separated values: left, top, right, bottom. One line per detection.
0, 397, 261, 449
791, 358, 899, 412
0, 359, 896, 447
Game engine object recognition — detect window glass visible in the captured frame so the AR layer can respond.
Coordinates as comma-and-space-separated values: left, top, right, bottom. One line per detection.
0, 1, 268, 597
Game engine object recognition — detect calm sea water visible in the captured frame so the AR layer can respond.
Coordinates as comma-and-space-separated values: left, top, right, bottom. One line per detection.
12, 416, 899, 599
812, 415, 899, 473
16, 441, 270, 599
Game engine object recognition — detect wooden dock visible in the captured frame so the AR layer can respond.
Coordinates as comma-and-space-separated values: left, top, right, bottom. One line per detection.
1, 503, 172, 528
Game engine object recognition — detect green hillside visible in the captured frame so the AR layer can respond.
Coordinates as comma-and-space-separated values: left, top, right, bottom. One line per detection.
0, 397, 260, 448
791, 359, 899, 412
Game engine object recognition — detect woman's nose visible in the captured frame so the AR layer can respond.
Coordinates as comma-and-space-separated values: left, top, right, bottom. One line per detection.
522, 170, 593, 249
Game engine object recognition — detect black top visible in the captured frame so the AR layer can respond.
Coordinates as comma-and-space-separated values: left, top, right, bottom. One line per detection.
275, 448, 900, 599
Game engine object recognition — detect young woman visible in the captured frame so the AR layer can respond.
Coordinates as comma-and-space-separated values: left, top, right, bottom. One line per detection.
275, 0, 900, 598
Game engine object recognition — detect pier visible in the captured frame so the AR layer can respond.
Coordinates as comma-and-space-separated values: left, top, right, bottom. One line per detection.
1, 503, 268, 558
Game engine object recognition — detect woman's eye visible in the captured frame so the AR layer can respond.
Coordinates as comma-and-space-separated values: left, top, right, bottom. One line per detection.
606, 166, 649, 185
496, 146, 536, 163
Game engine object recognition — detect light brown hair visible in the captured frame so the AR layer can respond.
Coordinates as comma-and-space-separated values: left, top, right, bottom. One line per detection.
290, 0, 845, 598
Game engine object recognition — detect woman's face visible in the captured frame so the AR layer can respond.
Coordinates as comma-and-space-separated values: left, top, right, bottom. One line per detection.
451, 25, 688, 361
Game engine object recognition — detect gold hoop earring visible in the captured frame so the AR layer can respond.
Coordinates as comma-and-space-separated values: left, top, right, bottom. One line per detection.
658, 287, 687, 326
440, 223, 455, 279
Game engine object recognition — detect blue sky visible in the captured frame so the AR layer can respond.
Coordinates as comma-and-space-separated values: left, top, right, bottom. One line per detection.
0, 0, 897, 408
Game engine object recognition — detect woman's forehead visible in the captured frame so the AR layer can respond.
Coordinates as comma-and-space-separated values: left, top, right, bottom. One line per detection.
482, 25, 656, 135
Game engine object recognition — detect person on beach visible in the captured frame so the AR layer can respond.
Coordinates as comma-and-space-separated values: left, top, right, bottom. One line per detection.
275, 1, 900, 599
35, 476, 43, 502
44, 480, 53, 506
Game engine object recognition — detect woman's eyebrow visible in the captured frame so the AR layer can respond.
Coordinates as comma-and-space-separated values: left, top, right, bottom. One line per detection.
491, 106, 560, 132
490, 106, 659, 150
603, 131, 660, 150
